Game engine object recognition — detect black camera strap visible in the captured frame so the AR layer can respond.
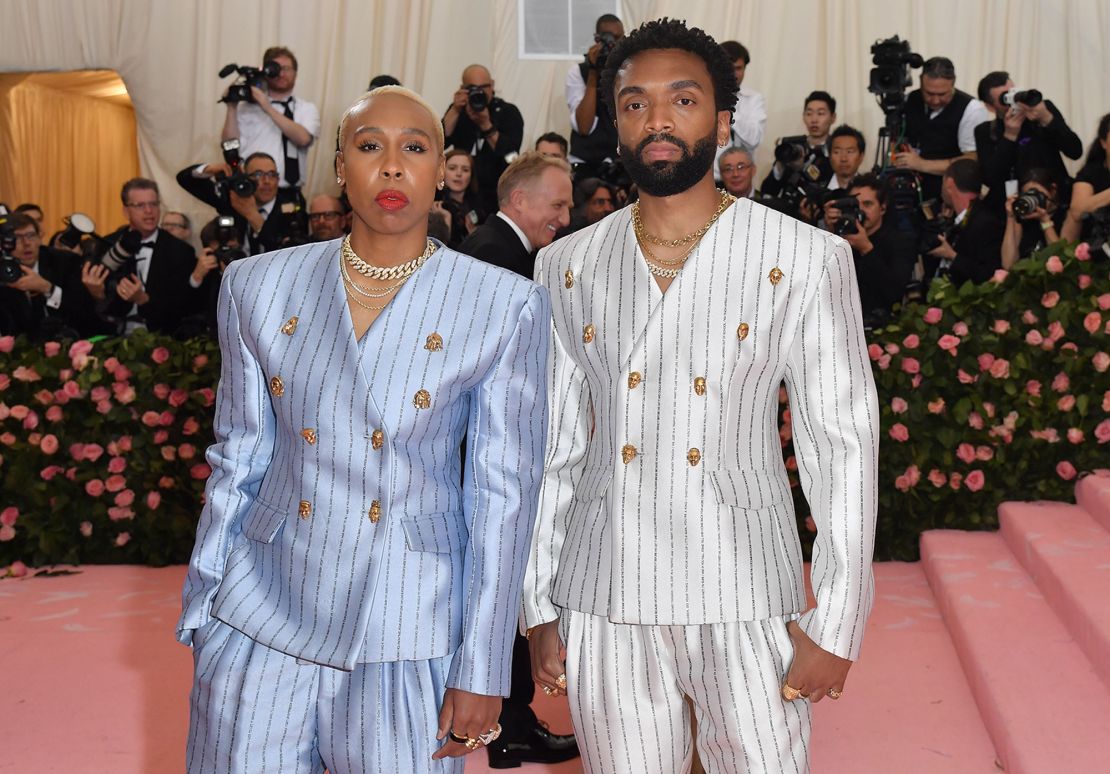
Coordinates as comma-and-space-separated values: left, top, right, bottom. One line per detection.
272, 98, 300, 186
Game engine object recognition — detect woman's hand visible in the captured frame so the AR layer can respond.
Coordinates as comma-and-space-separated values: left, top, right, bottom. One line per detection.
432, 688, 502, 760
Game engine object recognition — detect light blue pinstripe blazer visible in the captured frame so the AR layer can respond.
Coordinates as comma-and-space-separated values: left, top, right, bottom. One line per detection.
177, 238, 550, 696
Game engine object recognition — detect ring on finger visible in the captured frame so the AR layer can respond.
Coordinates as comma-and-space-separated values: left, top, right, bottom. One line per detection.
477, 724, 502, 746
555, 673, 568, 690
464, 737, 480, 751
827, 688, 843, 700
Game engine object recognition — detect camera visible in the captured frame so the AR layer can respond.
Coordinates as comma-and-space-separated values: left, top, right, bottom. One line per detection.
1001, 88, 1043, 109
774, 135, 809, 167
218, 61, 282, 104
827, 196, 864, 236
1012, 188, 1048, 218
213, 215, 246, 264
97, 229, 143, 273
57, 212, 97, 250
215, 139, 258, 199
466, 85, 489, 113
0, 204, 21, 284
1084, 210, 1110, 262
594, 31, 618, 68
868, 36, 923, 101
917, 198, 954, 253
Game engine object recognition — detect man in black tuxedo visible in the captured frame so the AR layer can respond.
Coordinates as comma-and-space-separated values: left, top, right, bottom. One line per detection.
176, 152, 304, 255
97, 178, 205, 336
0, 212, 100, 339
457, 151, 573, 280
924, 158, 1004, 285
458, 150, 579, 770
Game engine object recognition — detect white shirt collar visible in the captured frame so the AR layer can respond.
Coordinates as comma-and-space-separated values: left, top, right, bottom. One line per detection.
496, 211, 532, 253
955, 207, 969, 225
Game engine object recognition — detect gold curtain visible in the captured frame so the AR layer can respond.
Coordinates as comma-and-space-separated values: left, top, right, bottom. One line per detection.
0, 71, 139, 240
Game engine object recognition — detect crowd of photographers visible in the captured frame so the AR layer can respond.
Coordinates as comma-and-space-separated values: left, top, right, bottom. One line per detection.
4, 24, 1110, 342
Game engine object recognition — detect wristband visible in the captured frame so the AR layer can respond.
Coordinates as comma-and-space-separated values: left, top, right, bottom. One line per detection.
1039, 219, 1052, 232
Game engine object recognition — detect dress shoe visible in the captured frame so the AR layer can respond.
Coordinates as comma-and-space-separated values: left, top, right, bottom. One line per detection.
486, 718, 580, 769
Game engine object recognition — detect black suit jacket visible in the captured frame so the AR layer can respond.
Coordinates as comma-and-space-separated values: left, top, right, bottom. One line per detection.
923, 203, 1004, 286
102, 227, 201, 335
0, 247, 101, 339
456, 214, 532, 279
444, 98, 524, 212
175, 165, 297, 255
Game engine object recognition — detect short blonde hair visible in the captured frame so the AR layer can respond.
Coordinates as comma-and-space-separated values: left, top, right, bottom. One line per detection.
338, 85, 445, 152
496, 151, 572, 207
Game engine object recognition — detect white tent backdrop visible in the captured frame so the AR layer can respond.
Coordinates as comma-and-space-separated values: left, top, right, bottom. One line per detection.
2, 0, 1109, 227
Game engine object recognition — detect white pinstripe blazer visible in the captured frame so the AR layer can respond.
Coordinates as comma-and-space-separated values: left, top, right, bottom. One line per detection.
521, 199, 879, 661
177, 239, 550, 694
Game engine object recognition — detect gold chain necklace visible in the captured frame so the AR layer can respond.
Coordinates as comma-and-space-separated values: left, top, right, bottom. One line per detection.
342, 235, 437, 280
339, 255, 407, 298
632, 189, 735, 247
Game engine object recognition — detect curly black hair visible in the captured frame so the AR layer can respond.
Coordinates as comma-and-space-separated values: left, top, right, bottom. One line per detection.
599, 18, 738, 121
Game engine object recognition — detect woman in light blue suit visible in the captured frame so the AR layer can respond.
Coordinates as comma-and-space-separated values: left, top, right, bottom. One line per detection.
178, 86, 550, 773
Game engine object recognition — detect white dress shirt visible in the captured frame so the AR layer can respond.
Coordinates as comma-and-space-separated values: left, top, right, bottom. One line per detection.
235, 95, 321, 187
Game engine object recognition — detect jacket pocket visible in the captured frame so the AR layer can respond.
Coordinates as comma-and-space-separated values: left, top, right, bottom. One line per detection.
708, 468, 793, 510
241, 500, 289, 543
402, 511, 467, 553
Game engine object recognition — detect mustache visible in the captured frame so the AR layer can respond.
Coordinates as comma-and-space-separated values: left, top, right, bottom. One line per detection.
635, 132, 691, 158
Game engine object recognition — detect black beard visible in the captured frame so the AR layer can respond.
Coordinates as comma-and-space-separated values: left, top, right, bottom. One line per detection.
620, 130, 718, 197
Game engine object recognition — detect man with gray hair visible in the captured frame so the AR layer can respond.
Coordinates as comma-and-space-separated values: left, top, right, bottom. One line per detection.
893, 56, 992, 201
718, 146, 758, 199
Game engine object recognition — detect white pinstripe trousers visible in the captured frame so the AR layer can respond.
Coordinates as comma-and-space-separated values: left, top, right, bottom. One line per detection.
186, 619, 463, 774
561, 610, 811, 774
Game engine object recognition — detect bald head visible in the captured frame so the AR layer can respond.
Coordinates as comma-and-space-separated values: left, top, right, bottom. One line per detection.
462, 64, 491, 83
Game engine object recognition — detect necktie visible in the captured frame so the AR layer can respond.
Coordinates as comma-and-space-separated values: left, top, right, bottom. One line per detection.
272, 98, 300, 186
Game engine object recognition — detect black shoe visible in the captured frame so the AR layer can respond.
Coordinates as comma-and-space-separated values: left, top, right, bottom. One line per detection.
486, 719, 580, 769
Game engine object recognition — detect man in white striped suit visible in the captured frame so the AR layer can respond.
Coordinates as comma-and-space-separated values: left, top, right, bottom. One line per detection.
522, 19, 879, 773
178, 87, 550, 773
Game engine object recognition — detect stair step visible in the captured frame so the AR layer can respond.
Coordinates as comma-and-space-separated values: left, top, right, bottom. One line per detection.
1076, 471, 1110, 533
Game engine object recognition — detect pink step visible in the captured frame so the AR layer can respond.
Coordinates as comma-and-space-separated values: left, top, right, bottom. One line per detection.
1000, 500, 1110, 691
921, 530, 1110, 774
1076, 470, 1110, 533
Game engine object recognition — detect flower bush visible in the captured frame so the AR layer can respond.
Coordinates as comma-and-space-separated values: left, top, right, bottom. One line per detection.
1, 241, 1106, 572
783, 240, 1108, 560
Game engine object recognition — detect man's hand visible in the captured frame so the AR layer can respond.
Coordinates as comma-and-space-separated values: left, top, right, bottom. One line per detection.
783, 620, 852, 704
431, 688, 502, 760
892, 147, 923, 171
250, 86, 271, 112
192, 248, 219, 284
1002, 106, 1026, 141
467, 104, 493, 133
82, 263, 109, 300
9, 266, 52, 295
843, 226, 874, 254
585, 41, 604, 68
1024, 100, 1054, 127
448, 87, 468, 115
230, 191, 264, 232
528, 620, 567, 696
927, 233, 957, 260
203, 162, 234, 178
116, 274, 150, 306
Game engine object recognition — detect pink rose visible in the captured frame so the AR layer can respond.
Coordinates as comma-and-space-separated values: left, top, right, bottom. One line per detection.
990, 269, 1009, 284
114, 489, 135, 507
190, 463, 213, 480
1067, 428, 1084, 444
84, 444, 104, 462
1056, 461, 1077, 481
1095, 419, 1110, 444
90, 386, 110, 402
958, 369, 977, 385
884, 343, 900, 355
949, 473, 964, 490
1075, 242, 1091, 261
45, 405, 62, 422
1025, 330, 1044, 346
178, 443, 196, 460
158, 476, 175, 489
152, 383, 170, 400
0, 507, 17, 527
141, 411, 160, 427
182, 417, 199, 436
79, 522, 92, 537
105, 475, 126, 493
928, 469, 947, 487
85, 479, 105, 497
991, 320, 1011, 334
1047, 321, 1065, 341
196, 388, 215, 407
952, 321, 969, 336
1026, 380, 1042, 397
901, 357, 920, 374
107, 456, 126, 474
1094, 352, 1110, 373
891, 397, 908, 414
927, 398, 945, 414
9, 404, 29, 420
1079, 275, 1092, 290
118, 436, 132, 452
1041, 291, 1060, 309
905, 465, 921, 486
151, 347, 170, 364
96, 400, 112, 415
0, 374, 9, 391
34, 388, 53, 405
1022, 310, 1038, 325
169, 389, 188, 407
1030, 428, 1060, 443
977, 353, 996, 371
965, 470, 985, 492
161, 446, 177, 461
39, 434, 59, 455
62, 380, 81, 399
6, 560, 28, 577
975, 445, 994, 461
43, 341, 61, 357
1098, 294, 1110, 311
1052, 373, 1070, 393
903, 334, 920, 349
159, 411, 174, 427
22, 412, 39, 430
0, 335, 13, 353
0, 525, 15, 542
69, 443, 86, 461
152, 430, 169, 444
895, 475, 910, 492
868, 343, 883, 360
938, 334, 961, 354
968, 412, 985, 430
912, 374, 923, 388
113, 384, 135, 404
0, 433, 15, 446
145, 491, 161, 510
1045, 255, 1064, 273
27, 433, 41, 446
68, 340, 92, 360
1057, 395, 1076, 412
193, 354, 209, 369
39, 465, 63, 481
114, 532, 131, 547
989, 359, 1011, 379
113, 365, 132, 381
878, 354, 891, 370
956, 443, 976, 464
889, 423, 910, 442
924, 307, 943, 324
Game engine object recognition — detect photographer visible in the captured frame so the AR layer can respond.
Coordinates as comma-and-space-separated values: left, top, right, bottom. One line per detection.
895, 57, 993, 202
565, 14, 625, 178
824, 174, 918, 322
190, 216, 246, 335
923, 159, 1004, 285
719, 147, 757, 199
975, 71, 1082, 213
160, 211, 193, 244
828, 125, 867, 191
443, 64, 524, 213
0, 212, 100, 338
307, 194, 349, 242
97, 178, 204, 336
176, 152, 302, 255
220, 46, 319, 198
535, 131, 569, 159
1000, 167, 1064, 269
1063, 113, 1110, 242
760, 91, 837, 198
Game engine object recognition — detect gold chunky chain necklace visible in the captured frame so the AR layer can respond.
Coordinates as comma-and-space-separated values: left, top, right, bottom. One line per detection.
341, 235, 437, 281
633, 189, 736, 278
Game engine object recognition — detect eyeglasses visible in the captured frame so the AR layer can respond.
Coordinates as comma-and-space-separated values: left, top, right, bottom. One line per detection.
248, 171, 280, 181
308, 211, 343, 221
720, 163, 753, 173
162, 221, 187, 229
14, 231, 41, 243
125, 201, 161, 210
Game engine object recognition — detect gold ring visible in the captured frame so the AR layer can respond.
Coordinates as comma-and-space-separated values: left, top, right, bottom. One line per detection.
555, 673, 568, 690
542, 685, 557, 696
781, 683, 803, 701
827, 688, 842, 700
448, 731, 469, 744
464, 737, 480, 751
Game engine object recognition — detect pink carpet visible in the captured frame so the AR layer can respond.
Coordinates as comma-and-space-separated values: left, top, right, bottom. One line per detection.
0, 563, 999, 773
